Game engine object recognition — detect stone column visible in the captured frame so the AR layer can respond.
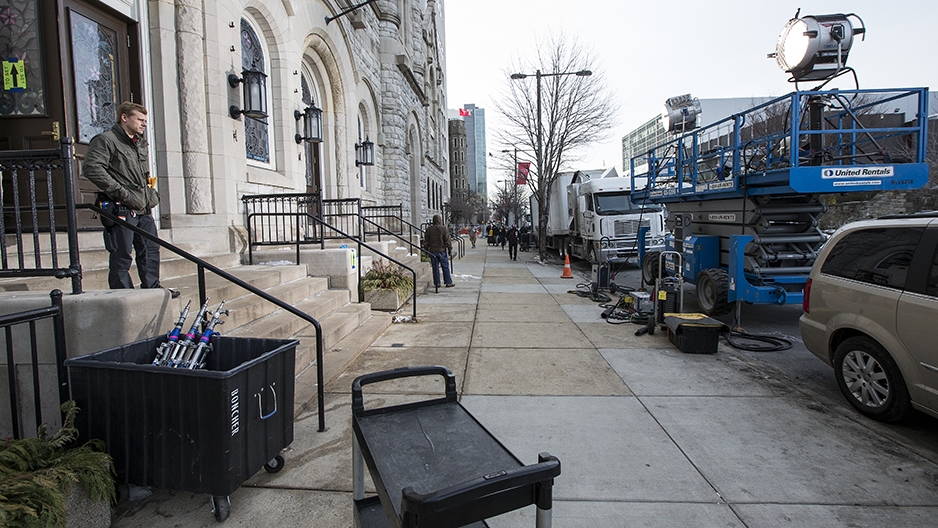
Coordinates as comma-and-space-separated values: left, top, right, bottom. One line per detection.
175, 0, 213, 214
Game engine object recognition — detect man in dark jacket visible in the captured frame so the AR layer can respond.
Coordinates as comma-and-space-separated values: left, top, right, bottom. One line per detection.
83, 102, 165, 291
507, 225, 519, 261
424, 214, 454, 288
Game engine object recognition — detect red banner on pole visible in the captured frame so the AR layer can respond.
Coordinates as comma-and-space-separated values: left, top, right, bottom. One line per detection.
516, 162, 530, 185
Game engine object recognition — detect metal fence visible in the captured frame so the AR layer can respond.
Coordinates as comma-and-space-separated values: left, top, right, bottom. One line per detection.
0, 139, 83, 294
1, 290, 69, 440
241, 193, 367, 249
362, 204, 404, 236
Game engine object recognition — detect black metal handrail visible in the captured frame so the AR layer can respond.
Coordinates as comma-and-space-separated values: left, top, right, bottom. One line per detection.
241, 193, 364, 247
361, 204, 404, 237
246, 211, 420, 319
0, 139, 82, 294
2, 289, 68, 439
79, 204, 329, 432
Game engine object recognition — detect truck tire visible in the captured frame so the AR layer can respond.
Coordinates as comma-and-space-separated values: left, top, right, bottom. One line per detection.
695, 269, 733, 316
641, 251, 661, 285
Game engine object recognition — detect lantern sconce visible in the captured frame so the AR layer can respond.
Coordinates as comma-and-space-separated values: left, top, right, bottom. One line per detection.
228, 69, 268, 120
355, 137, 375, 166
294, 103, 323, 144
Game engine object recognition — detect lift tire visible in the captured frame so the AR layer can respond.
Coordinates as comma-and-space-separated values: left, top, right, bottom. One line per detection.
695, 269, 733, 316
641, 251, 661, 285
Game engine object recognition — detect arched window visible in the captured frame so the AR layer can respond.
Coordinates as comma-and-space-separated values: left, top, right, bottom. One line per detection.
241, 18, 269, 164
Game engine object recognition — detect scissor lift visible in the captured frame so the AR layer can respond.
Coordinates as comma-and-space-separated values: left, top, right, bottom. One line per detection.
632, 87, 931, 315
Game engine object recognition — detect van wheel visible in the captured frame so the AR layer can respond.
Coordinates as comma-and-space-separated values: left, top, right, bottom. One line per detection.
834, 337, 912, 422
695, 269, 732, 316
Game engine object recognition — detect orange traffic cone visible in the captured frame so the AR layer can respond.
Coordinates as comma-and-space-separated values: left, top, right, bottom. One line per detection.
561, 254, 574, 279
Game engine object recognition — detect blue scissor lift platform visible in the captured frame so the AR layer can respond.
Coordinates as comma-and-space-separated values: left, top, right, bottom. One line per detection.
631, 87, 930, 315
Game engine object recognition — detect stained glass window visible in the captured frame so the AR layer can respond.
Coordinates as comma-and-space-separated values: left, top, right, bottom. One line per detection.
70, 9, 118, 143
241, 19, 268, 163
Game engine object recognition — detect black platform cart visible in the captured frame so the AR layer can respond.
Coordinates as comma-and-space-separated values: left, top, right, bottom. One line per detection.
351, 366, 561, 527
65, 335, 297, 522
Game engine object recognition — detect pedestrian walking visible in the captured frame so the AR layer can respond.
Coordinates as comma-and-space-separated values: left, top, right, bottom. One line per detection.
83, 101, 176, 296
469, 226, 477, 248
507, 225, 519, 260
424, 214, 454, 289
500, 225, 507, 251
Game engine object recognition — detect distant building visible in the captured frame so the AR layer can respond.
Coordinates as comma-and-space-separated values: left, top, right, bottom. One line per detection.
622, 97, 775, 175
622, 94, 938, 179
448, 119, 469, 201
463, 104, 487, 196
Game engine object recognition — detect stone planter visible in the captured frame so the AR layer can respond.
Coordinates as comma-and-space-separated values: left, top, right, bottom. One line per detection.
364, 288, 411, 311
65, 482, 111, 528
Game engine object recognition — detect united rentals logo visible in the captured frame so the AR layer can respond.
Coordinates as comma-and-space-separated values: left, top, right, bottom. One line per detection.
822, 166, 894, 178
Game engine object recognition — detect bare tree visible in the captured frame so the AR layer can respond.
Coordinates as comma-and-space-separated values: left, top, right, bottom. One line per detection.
494, 32, 617, 260
489, 185, 528, 225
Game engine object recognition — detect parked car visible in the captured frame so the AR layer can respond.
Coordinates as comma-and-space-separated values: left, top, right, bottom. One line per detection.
799, 212, 938, 422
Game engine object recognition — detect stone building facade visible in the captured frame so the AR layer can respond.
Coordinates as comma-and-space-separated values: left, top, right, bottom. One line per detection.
1, 0, 450, 251
164, 0, 449, 240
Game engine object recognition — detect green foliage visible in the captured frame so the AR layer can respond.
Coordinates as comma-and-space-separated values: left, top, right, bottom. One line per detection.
0, 401, 116, 528
361, 259, 415, 299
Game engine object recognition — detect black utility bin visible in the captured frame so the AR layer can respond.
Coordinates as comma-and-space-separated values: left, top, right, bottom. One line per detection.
65, 336, 297, 521
352, 366, 561, 527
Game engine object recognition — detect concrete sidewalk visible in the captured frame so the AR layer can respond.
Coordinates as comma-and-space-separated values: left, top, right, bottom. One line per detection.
113, 244, 938, 527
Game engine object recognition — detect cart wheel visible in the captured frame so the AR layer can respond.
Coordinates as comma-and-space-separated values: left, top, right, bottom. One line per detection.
211, 495, 230, 522
264, 454, 285, 473
608, 281, 617, 295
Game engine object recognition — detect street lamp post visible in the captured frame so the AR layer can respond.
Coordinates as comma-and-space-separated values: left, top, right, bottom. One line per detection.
509, 68, 591, 247
509, 69, 592, 184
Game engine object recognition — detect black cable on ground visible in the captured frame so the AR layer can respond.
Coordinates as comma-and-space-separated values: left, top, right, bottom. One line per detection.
568, 282, 612, 304
723, 331, 793, 352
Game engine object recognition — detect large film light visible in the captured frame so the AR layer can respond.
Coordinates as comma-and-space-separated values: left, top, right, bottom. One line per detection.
662, 94, 701, 133
772, 13, 865, 82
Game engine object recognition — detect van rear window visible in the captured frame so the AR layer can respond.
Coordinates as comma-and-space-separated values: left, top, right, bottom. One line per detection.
820, 227, 924, 289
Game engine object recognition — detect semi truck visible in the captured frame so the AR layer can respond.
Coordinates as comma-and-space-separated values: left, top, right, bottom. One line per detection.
532, 167, 668, 264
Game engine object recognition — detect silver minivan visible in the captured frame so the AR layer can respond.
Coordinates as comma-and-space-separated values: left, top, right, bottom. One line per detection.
799, 213, 938, 422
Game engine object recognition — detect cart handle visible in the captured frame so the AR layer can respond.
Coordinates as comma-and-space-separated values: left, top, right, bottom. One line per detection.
400, 452, 561, 524
256, 383, 277, 420
352, 366, 457, 413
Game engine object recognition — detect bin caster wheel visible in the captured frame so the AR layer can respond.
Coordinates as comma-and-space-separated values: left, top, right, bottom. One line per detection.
264, 454, 285, 473
211, 495, 230, 522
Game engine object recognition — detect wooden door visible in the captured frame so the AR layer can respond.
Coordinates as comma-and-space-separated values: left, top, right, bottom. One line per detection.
0, 0, 138, 229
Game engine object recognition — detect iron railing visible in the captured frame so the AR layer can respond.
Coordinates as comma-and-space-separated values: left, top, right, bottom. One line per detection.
362, 204, 404, 237
246, 211, 421, 319
2, 289, 68, 440
0, 139, 82, 294
241, 193, 365, 251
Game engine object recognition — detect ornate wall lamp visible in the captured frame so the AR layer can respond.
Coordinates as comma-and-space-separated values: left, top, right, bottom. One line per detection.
228, 69, 268, 119
294, 103, 323, 144
355, 137, 375, 166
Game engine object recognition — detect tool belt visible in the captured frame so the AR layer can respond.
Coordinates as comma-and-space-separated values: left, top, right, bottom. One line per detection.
95, 192, 134, 227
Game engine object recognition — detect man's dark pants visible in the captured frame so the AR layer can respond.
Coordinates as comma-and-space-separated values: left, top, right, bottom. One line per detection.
103, 213, 161, 289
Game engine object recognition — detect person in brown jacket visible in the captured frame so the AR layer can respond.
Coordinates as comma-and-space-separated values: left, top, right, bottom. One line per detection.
424, 214, 454, 288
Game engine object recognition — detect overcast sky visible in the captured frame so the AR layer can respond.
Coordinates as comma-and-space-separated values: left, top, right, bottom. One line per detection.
443, 0, 938, 196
